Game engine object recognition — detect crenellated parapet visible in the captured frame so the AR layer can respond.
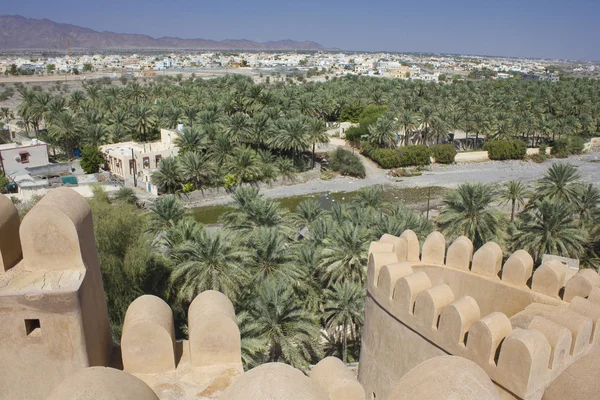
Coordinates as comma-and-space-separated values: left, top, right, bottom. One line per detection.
120, 290, 243, 377
0, 189, 112, 400
363, 230, 600, 400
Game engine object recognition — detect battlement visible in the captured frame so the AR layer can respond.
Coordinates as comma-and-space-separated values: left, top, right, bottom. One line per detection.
0, 188, 112, 400
363, 230, 600, 400
0, 190, 363, 400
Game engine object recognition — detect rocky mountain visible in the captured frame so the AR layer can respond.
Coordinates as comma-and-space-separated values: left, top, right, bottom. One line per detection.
0, 15, 325, 51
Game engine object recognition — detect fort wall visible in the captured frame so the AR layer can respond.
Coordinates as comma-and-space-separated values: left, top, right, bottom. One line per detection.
359, 230, 600, 400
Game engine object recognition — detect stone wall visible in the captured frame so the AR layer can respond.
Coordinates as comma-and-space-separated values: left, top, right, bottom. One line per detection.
360, 230, 600, 400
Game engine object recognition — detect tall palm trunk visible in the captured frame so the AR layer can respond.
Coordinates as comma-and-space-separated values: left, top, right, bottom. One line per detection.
342, 321, 348, 364
511, 199, 516, 222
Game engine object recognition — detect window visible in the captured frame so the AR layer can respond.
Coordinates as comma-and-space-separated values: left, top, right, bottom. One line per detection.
19, 151, 30, 163
155, 155, 162, 166
143, 157, 150, 169
25, 319, 41, 337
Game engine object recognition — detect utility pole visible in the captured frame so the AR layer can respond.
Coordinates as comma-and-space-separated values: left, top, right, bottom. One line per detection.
426, 187, 431, 220
131, 147, 137, 188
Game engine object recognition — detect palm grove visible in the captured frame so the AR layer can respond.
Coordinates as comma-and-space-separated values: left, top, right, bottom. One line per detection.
11, 73, 600, 192
10, 72, 600, 371
75, 159, 600, 373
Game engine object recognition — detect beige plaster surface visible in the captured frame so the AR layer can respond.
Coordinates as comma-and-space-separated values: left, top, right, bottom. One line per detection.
220, 363, 329, 400
0, 193, 22, 272
46, 366, 159, 400
132, 340, 243, 400
386, 356, 501, 400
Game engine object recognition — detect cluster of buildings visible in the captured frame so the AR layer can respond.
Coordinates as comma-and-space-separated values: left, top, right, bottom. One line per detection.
1, 51, 595, 81
1, 127, 181, 199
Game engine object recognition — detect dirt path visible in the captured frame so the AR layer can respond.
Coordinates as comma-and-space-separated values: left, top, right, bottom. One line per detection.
187, 151, 600, 208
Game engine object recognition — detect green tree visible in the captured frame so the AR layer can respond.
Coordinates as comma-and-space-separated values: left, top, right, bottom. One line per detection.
241, 282, 323, 370
307, 118, 329, 168
168, 227, 248, 304
500, 181, 529, 222
366, 115, 398, 148
151, 157, 183, 194
535, 163, 581, 204
179, 151, 214, 192
80, 146, 105, 174
148, 195, 185, 233
88, 189, 169, 339
320, 223, 370, 285
323, 281, 365, 363
513, 199, 585, 263
437, 183, 505, 248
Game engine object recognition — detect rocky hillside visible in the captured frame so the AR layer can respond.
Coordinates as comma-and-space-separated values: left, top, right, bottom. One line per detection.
0, 15, 324, 51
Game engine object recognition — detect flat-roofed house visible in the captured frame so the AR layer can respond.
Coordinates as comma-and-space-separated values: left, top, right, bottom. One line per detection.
100, 128, 179, 195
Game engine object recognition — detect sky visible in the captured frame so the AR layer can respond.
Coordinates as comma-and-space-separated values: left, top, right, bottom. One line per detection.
4, 0, 600, 60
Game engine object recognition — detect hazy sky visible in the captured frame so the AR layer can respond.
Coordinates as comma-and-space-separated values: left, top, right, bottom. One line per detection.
4, 0, 600, 60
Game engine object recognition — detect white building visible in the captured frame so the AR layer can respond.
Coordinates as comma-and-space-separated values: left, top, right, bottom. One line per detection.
100, 128, 180, 194
0, 139, 49, 172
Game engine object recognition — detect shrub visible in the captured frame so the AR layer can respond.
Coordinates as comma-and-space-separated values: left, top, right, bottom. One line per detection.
431, 144, 456, 164
398, 145, 431, 167
530, 153, 547, 163
344, 126, 365, 143
80, 146, 105, 174
538, 143, 548, 155
329, 147, 366, 178
569, 137, 585, 154
483, 140, 526, 160
0, 172, 9, 193
550, 137, 584, 158
369, 148, 402, 169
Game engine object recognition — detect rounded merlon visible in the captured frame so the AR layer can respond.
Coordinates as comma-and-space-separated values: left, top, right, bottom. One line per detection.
46, 367, 159, 400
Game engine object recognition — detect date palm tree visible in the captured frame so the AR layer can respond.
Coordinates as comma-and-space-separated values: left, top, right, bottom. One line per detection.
131, 104, 156, 142
293, 199, 323, 228
535, 163, 581, 204
148, 194, 185, 233
500, 181, 529, 222
47, 111, 81, 162
241, 282, 322, 370
224, 145, 262, 185
320, 223, 370, 285
270, 118, 310, 162
398, 109, 420, 146
437, 183, 505, 248
366, 115, 398, 148
169, 228, 248, 304
307, 118, 329, 167
150, 156, 183, 194
323, 281, 365, 364
179, 151, 214, 193
174, 127, 208, 155
247, 227, 301, 284
512, 199, 585, 263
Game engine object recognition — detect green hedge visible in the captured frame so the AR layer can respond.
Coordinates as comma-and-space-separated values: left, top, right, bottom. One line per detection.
329, 147, 366, 178
363, 143, 434, 168
431, 144, 456, 164
551, 137, 585, 158
483, 140, 527, 160
368, 148, 402, 168
398, 145, 431, 167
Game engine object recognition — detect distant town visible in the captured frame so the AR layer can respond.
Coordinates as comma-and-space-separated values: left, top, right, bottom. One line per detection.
1, 50, 599, 83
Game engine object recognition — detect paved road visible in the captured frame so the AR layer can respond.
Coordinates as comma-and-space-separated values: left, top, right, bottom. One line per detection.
188, 151, 600, 208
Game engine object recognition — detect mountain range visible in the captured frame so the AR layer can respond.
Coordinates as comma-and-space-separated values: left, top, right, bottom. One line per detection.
0, 15, 325, 51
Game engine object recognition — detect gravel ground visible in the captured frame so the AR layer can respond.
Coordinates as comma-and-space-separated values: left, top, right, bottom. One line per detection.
187, 151, 600, 208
